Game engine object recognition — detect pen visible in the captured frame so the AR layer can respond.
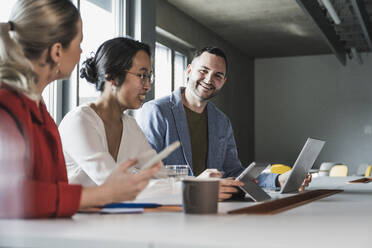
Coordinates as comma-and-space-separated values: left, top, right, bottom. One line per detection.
103, 203, 162, 209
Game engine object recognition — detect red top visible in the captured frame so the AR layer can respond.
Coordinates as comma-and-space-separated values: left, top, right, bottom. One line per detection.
0, 87, 82, 218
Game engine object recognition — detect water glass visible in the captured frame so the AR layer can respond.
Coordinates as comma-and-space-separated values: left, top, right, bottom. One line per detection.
165, 165, 190, 183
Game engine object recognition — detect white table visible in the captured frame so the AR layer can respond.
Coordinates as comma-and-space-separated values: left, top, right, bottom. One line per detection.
1, 177, 371, 248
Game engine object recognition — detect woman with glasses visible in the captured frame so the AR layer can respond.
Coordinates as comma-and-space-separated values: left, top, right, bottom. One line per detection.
0, 1, 160, 218
59, 37, 158, 186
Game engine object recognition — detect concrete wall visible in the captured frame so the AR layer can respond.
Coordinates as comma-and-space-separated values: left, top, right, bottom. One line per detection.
255, 54, 372, 174
157, 0, 255, 165
130, 0, 156, 100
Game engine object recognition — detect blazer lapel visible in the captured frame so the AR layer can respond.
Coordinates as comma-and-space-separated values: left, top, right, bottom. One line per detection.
170, 88, 193, 171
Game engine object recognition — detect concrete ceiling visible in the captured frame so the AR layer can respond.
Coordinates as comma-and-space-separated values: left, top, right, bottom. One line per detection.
166, 0, 333, 58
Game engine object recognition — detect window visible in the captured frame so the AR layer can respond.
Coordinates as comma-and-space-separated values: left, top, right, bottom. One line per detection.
75, 0, 124, 105
155, 42, 172, 99
154, 42, 188, 99
42, 81, 58, 120
0, 0, 16, 19
174, 51, 188, 90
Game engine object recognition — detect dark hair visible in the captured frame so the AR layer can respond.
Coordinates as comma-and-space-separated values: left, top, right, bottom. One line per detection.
80, 37, 151, 91
192, 47, 228, 76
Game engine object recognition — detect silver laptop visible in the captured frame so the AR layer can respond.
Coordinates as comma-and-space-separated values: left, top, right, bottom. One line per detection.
280, 138, 325, 193
235, 162, 271, 202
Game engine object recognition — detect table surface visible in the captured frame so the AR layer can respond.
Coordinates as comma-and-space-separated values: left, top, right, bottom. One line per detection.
1, 176, 371, 248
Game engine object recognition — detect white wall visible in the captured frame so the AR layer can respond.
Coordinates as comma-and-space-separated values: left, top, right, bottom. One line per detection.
255, 54, 372, 174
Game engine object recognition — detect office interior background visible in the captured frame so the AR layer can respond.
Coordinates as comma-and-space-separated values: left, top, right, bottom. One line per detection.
1, 0, 372, 175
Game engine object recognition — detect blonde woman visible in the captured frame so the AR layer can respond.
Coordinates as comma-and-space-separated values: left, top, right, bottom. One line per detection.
0, 0, 160, 218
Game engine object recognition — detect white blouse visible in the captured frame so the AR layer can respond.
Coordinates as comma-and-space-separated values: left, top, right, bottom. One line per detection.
59, 103, 154, 187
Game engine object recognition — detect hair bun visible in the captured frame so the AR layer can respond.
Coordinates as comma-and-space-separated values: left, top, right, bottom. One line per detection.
80, 57, 97, 84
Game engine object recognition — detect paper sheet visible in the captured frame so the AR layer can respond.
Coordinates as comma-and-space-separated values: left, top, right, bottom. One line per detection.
132, 179, 183, 205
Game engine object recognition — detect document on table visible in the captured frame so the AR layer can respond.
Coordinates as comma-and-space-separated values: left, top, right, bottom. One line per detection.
132, 179, 183, 205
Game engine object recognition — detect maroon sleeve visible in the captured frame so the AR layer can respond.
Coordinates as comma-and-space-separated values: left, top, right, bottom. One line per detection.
0, 109, 82, 218
56, 182, 82, 217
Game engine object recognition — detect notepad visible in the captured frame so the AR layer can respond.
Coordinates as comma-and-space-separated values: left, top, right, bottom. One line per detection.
100, 208, 144, 214
79, 202, 182, 214
78, 207, 143, 214
103, 202, 161, 208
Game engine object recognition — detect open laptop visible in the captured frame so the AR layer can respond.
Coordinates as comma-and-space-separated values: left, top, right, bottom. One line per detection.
280, 138, 325, 193
236, 138, 325, 200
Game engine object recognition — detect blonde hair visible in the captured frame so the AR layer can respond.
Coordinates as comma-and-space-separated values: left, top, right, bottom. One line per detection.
0, 0, 79, 99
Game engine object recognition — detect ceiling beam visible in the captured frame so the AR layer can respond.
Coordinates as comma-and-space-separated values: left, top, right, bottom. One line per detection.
296, 0, 347, 65
351, 0, 372, 51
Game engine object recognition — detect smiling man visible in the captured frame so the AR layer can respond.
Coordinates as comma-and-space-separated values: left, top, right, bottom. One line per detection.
138, 47, 279, 200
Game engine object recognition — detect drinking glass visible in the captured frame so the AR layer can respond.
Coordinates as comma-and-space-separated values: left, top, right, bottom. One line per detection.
165, 165, 190, 185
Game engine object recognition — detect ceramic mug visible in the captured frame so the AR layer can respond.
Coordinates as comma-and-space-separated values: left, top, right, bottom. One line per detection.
182, 178, 219, 214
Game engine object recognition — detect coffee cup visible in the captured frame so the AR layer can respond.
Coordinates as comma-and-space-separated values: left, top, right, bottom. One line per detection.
182, 178, 219, 214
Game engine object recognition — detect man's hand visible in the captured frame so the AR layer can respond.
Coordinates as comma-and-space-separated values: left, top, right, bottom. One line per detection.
298, 173, 312, 192
197, 169, 222, 178
278, 171, 312, 192
197, 169, 244, 201
218, 178, 244, 201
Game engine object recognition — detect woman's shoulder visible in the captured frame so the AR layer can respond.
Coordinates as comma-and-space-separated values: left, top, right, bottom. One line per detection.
122, 112, 137, 124
0, 87, 34, 135
59, 103, 101, 129
0, 87, 24, 106
65, 103, 98, 119
0, 87, 30, 117
122, 113, 143, 130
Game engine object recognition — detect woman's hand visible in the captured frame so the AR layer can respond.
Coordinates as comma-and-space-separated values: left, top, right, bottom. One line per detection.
102, 159, 162, 203
80, 159, 161, 208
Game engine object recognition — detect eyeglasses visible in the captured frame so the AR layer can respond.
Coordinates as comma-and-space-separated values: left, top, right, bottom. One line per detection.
125, 70, 154, 85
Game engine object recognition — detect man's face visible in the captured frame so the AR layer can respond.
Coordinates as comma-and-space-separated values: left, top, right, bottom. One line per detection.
186, 52, 227, 101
